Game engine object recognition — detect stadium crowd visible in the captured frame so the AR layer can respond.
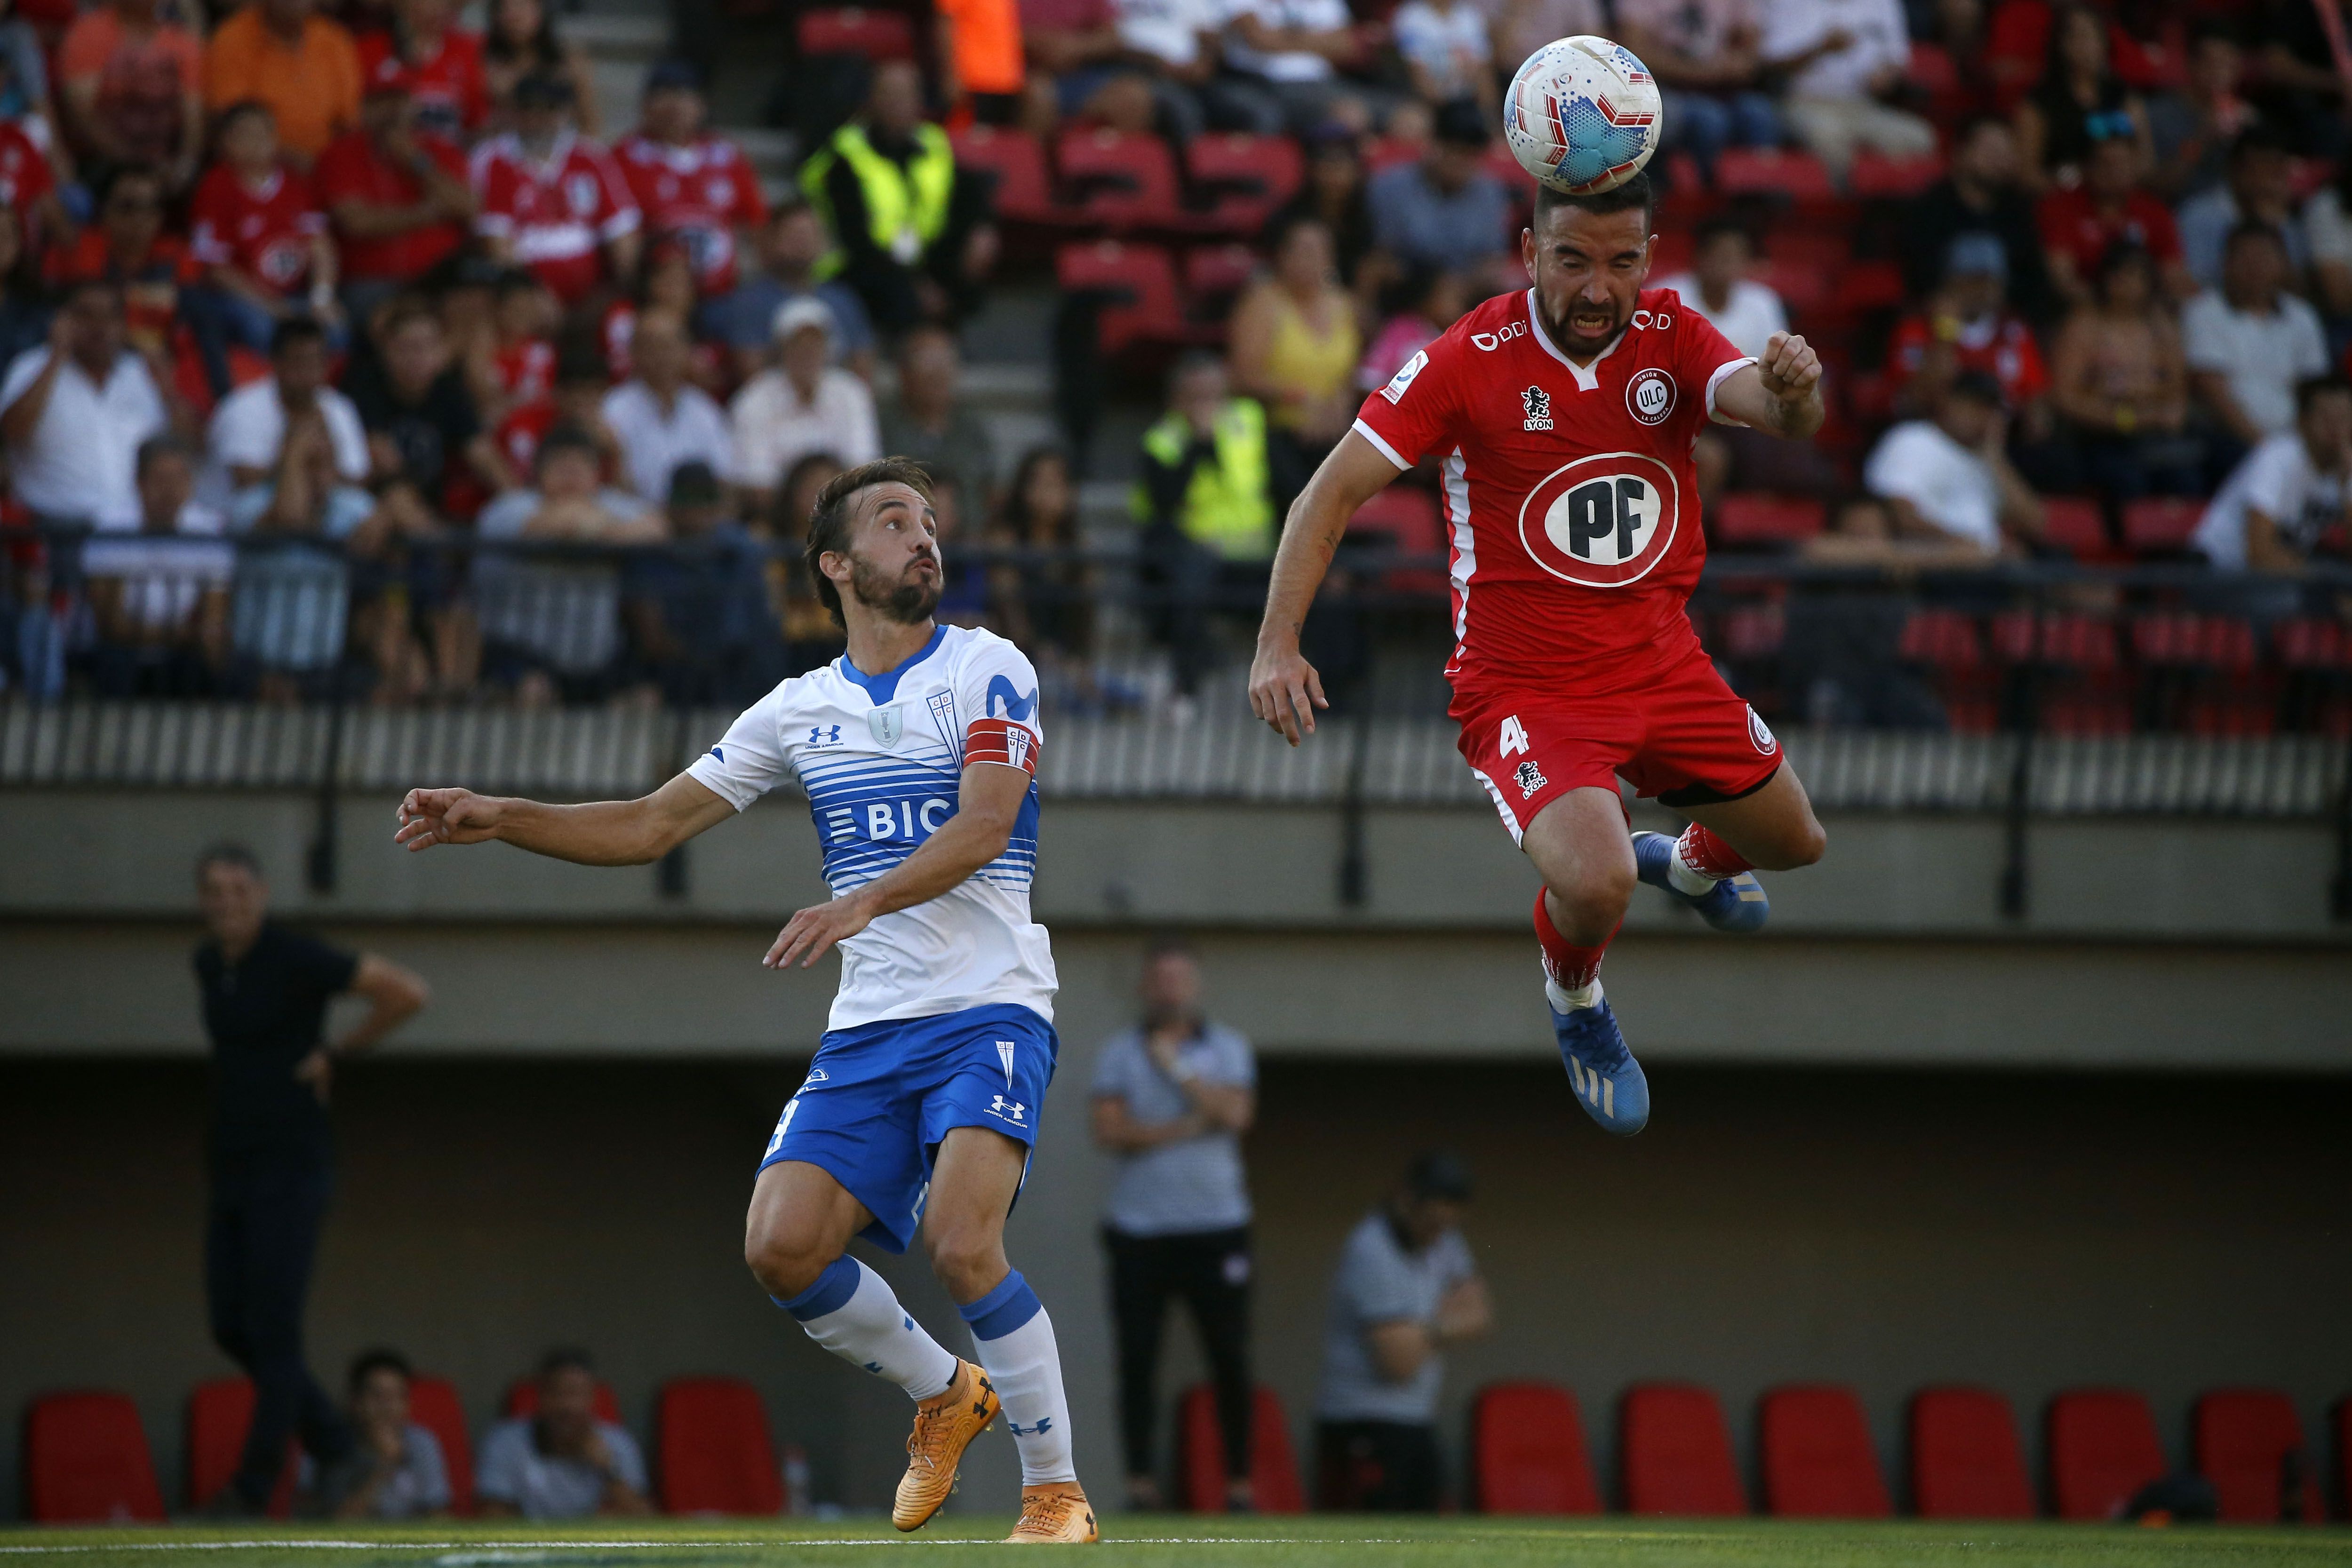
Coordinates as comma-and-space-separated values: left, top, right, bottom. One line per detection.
0, 0, 2346, 730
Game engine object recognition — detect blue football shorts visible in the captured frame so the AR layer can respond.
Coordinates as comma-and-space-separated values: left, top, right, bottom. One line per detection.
756, 1003, 1060, 1253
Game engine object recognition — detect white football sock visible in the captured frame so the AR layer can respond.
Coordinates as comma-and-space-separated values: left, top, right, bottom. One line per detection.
960, 1271, 1077, 1485
778, 1257, 957, 1401
1546, 973, 1603, 1014
1668, 841, 1727, 896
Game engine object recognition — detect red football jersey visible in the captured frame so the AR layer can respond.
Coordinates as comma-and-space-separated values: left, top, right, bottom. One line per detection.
357, 28, 487, 137
496, 397, 556, 477
1352, 286, 1755, 698
613, 132, 768, 294
0, 122, 55, 223
315, 126, 469, 282
190, 165, 326, 294
494, 335, 556, 404
470, 130, 641, 304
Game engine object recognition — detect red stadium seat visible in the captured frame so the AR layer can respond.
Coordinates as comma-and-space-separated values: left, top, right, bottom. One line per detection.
503, 1376, 624, 1425
1174, 1384, 1306, 1513
1621, 1383, 1746, 1516
1900, 609, 1997, 732
2039, 497, 2108, 557
657, 1377, 782, 1516
1363, 136, 1421, 172
1185, 134, 1304, 233
1056, 128, 1181, 230
2121, 496, 2204, 553
1056, 240, 1189, 356
1759, 1385, 1891, 1518
2194, 1390, 2323, 1523
24, 1392, 166, 1523
1747, 258, 1829, 314
2278, 617, 2352, 669
1910, 1387, 2034, 1520
1714, 149, 1838, 204
1182, 242, 1260, 321
795, 6, 914, 58
2047, 1388, 2166, 1521
1713, 493, 1825, 548
406, 1376, 474, 1515
1848, 151, 1946, 199
186, 1378, 295, 1516
1347, 484, 1448, 597
949, 127, 1060, 226
1716, 599, 1786, 660
1469, 1382, 1602, 1514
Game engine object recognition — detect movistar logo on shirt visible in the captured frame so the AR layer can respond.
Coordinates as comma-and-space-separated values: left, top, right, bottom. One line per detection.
986, 676, 1038, 721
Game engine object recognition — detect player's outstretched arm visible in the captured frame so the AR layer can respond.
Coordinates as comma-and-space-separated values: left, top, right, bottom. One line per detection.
392, 772, 736, 866
763, 759, 1030, 970
1248, 430, 1403, 745
1714, 330, 1826, 440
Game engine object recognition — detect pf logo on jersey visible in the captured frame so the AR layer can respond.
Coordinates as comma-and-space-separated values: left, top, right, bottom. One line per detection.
1517, 452, 1680, 588
1626, 367, 1677, 426
1522, 385, 1554, 431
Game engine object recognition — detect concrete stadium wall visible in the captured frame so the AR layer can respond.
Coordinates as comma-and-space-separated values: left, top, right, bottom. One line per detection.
4, 1055, 2346, 1522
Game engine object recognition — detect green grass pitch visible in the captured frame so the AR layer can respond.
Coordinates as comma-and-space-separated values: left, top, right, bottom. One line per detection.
3, 1516, 2348, 1568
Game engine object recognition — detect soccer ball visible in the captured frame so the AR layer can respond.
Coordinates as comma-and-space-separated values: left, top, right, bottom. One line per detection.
1503, 36, 1663, 196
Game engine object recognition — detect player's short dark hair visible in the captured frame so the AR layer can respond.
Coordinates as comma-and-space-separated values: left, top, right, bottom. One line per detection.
195, 842, 263, 881
2296, 374, 2352, 417
347, 1347, 412, 1393
804, 456, 936, 627
271, 316, 327, 358
1532, 170, 1655, 234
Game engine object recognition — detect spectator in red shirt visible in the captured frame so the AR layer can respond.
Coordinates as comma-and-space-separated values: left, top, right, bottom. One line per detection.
56, 0, 205, 191
46, 163, 193, 368
184, 101, 340, 399
493, 337, 620, 484
316, 64, 474, 323
613, 60, 767, 301
470, 70, 640, 308
600, 242, 720, 389
480, 267, 558, 422
0, 119, 66, 267
2037, 127, 2193, 310
357, 0, 487, 142
1889, 233, 2050, 416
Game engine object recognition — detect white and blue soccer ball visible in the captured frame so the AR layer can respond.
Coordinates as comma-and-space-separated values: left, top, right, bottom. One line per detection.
1503, 36, 1663, 196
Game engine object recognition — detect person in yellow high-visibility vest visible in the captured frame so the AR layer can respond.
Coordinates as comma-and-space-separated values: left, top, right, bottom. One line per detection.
799, 60, 998, 332
1133, 353, 1277, 695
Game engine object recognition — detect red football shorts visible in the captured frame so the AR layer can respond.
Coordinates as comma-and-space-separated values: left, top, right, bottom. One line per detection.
1453, 649, 1782, 845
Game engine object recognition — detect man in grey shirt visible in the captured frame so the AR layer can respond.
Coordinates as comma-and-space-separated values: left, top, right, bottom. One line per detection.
303, 1350, 450, 1519
1314, 1151, 1489, 1511
475, 1350, 650, 1520
1091, 939, 1257, 1511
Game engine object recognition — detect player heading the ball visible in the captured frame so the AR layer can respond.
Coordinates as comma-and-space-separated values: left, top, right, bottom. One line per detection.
394, 458, 1096, 1544
1248, 155, 1829, 1138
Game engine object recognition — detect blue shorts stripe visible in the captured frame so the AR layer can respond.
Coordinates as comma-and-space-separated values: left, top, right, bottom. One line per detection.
958, 1268, 1042, 1340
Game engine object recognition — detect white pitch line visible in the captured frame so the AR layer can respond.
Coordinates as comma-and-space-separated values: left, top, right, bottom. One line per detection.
0, 1542, 1422, 1555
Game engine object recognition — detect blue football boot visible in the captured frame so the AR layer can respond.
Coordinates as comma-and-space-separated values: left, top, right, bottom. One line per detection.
1631, 829, 1770, 933
1551, 989, 1649, 1137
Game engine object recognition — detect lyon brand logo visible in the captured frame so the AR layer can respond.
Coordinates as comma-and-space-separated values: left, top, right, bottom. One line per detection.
1522, 385, 1554, 431
1517, 451, 1680, 589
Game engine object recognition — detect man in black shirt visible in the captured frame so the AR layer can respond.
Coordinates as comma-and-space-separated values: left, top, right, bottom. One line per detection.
194, 844, 429, 1516
1900, 115, 2059, 327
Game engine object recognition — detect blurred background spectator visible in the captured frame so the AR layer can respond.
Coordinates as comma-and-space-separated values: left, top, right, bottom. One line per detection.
473, 71, 639, 307
305, 1349, 454, 1520
317, 68, 474, 325
203, 0, 363, 171
80, 433, 230, 695
2047, 242, 2199, 503
481, 0, 600, 136
1864, 370, 2045, 559
703, 197, 876, 385
2194, 375, 2352, 575
1761, 0, 1935, 176
1903, 114, 2056, 322
1367, 99, 1512, 292
2037, 127, 2192, 309
880, 323, 996, 529
3, 279, 175, 529
2178, 125, 2307, 294
476, 1349, 650, 1519
1618, 0, 1776, 180
2184, 222, 2328, 466
1135, 352, 1274, 701
599, 308, 735, 503
732, 295, 878, 517
1229, 213, 1357, 505
57, 0, 202, 192
2012, 2, 2148, 196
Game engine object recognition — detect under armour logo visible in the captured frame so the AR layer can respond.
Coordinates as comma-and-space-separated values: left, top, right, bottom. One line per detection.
989, 1094, 1027, 1123
1009, 1417, 1053, 1436
862, 1361, 883, 1374
808, 724, 843, 746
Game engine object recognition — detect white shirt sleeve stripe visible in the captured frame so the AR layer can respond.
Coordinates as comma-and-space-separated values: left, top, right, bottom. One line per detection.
1706, 356, 1758, 427
1351, 418, 1411, 470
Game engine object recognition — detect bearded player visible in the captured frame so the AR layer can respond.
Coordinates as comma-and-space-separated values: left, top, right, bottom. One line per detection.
393, 460, 1096, 1542
1248, 173, 1828, 1136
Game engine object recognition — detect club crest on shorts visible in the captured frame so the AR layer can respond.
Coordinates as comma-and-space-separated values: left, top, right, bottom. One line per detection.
1515, 759, 1548, 797
1522, 384, 1554, 431
868, 704, 904, 747
1748, 705, 1778, 755
1626, 366, 1676, 426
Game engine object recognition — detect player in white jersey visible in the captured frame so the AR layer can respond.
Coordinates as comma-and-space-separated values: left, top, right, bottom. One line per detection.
392, 458, 1096, 1544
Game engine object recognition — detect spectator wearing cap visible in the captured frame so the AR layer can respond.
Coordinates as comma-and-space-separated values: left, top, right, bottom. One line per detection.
622, 458, 780, 703
729, 295, 879, 517
1758, 0, 1937, 178
1, 278, 177, 530
183, 102, 341, 403
56, 0, 204, 191
703, 199, 876, 386
2037, 130, 2192, 310
2049, 243, 2200, 503
1617, 0, 1779, 179
2184, 221, 2329, 457
1314, 1150, 1489, 1513
1902, 115, 2058, 324
476, 1350, 649, 1519
316, 62, 474, 325
1366, 99, 1514, 287
2194, 375, 2352, 575
2177, 126, 2308, 297
614, 61, 770, 303
204, 0, 363, 169
799, 59, 1000, 334
81, 434, 233, 696
304, 1349, 452, 1520
879, 325, 997, 532
1863, 370, 2045, 559
600, 308, 737, 504
356, 0, 489, 142
471, 70, 642, 308
482, 0, 602, 137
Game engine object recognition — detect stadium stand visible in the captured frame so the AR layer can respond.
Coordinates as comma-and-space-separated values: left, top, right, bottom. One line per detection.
656, 1377, 784, 1516
503, 1376, 624, 1425
185, 1378, 296, 1516
2193, 1389, 2324, 1524
793, 7, 915, 59
22, 1392, 166, 1523
1173, 1384, 1307, 1514
1467, 1382, 1602, 1515
1713, 494, 1827, 549
2046, 1388, 2168, 1521
1907, 1387, 2034, 1520
1619, 1384, 1746, 1516
405, 1375, 476, 1516
1758, 1385, 1892, 1519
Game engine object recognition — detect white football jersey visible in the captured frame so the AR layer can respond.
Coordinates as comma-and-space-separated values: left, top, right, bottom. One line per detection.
686, 624, 1057, 1032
